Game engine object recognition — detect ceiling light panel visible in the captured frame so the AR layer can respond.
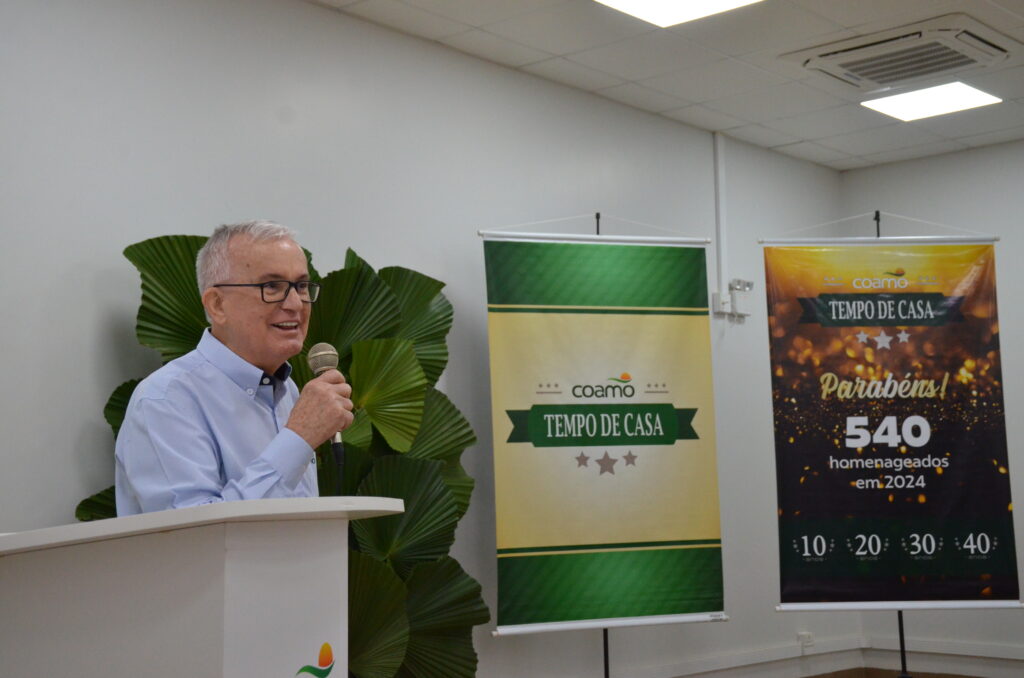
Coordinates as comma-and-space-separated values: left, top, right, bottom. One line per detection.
594, 0, 766, 28
861, 81, 1002, 121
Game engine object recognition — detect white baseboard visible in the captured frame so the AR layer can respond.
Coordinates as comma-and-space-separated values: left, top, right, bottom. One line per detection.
865, 634, 1024, 661
628, 634, 866, 678
628, 635, 1024, 678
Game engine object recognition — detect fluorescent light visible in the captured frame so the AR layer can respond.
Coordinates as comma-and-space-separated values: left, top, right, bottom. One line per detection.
861, 82, 1002, 121
594, 0, 766, 28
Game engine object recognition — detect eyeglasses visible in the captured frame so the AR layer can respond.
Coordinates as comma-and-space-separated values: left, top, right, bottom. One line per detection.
213, 280, 321, 303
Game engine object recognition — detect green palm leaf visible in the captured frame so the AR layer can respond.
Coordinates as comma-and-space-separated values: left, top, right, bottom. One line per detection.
348, 551, 409, 678
124, 235, 208, 363
342, 408, 374, 449
440, 464, 474, 521
350, 339, 427, 452
306, 251, 400, 365
378, 267, 453, 385
75, 486, 116, 521
406, 389, 476, 463
410, 339, 449, 389
104, 379, 140, 439
395, 557, 490, 678
377, 267, 449, 341
406, 388, 477, 517
353, 456, 458, 578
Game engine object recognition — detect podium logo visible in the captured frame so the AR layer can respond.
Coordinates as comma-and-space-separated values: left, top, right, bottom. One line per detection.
296, 643, 334, 677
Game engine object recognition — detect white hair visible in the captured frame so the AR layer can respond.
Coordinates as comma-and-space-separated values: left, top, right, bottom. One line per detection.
196, 220, 298, 292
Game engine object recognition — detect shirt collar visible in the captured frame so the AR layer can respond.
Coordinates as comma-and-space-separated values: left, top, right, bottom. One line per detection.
197, 329, 293, 394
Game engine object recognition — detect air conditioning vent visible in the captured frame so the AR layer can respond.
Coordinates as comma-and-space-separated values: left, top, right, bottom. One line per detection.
781, 14, 1022, 93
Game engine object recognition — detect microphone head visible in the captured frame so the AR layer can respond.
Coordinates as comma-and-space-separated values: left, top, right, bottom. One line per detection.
307, 342, 339, 376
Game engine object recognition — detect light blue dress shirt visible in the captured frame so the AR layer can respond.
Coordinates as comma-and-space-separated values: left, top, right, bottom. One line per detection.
115, 329, 318, 515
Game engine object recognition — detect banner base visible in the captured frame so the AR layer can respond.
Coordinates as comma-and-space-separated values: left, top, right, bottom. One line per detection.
493, 611, 728, 637
777, 600, 1024, 612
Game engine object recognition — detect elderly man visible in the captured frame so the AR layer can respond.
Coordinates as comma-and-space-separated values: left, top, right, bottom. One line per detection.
115, 221, 353, 515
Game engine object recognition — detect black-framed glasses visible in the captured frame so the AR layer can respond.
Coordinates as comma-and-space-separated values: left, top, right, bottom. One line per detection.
213, 280, 321, 303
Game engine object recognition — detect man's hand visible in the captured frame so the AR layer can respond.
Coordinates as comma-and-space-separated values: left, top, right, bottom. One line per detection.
286, 369, 355, 449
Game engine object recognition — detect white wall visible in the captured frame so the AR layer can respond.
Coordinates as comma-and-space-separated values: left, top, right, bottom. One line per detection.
839, 141, 1024, 673
1, 0, 1017, 676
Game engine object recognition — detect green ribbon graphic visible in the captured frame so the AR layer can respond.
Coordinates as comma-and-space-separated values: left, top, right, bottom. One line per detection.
507, 404, 697, 447
296, 663, 333, 678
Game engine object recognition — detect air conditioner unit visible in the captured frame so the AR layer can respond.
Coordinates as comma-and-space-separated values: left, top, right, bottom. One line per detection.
781, 14, 1023, 94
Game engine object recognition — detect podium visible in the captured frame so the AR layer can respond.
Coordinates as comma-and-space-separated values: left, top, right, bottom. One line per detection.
0, 497, 403, 678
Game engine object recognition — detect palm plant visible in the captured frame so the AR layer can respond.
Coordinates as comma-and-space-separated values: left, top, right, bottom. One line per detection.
76, 236, 489, 677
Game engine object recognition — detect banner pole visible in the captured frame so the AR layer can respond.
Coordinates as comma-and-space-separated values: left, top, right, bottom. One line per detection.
876, 210, 914, 678
897, 610, 912, 678
590, 210, 610, 678
603, 628, 610, 678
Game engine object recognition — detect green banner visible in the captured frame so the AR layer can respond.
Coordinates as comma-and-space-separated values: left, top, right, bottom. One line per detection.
484, 240, 708, 308
506, 404, 698, 446
484, 237, 722, 630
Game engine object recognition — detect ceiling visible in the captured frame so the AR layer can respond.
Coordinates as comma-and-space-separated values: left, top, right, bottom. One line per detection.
309, 0, 1024, 169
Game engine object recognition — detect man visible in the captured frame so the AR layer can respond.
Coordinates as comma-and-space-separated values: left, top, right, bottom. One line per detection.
115, 221, 353, 515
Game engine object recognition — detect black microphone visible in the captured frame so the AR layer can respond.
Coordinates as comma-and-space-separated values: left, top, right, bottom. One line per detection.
307, 342, 345, 484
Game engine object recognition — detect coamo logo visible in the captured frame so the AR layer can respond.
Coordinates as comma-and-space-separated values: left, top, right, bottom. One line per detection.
572, 373, 635, 398
852, 270, 909, 289
296, 643, 334, 677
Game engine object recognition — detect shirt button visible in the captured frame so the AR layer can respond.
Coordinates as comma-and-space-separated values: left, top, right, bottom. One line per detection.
246, 388, 254, 395
262, 377, 270, 385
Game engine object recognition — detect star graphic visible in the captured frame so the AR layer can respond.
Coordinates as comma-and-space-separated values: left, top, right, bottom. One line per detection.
855, 330, 869, 344
623, 451, 637, 466
874, 331, 893, 349
897, 330, 911, 343
575, 452, 590, 467
596, 452, 617, 475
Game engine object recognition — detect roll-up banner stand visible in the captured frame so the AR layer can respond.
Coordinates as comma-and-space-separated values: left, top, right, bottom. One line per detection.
481, 232, 726, 634
763, 236, 1020, 610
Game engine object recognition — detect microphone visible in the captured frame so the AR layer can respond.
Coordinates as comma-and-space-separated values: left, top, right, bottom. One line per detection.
307, 342, 345, 485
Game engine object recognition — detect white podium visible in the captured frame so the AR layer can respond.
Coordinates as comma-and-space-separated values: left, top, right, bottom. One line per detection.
0, 497, 403, 678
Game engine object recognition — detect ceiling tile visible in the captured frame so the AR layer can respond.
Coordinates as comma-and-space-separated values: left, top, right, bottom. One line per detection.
959, 125, 1024, 148
739, 35, 856, 82
568, 30, 723, 82
762, 103, 893, 138
343, 0, 467, 39
596, 83, 689, 112
775, 140, 854, 163
522, 57, 624, 90
726, 124, 803, 147
440, 29, 552, 66
401, 0, 571, 27
913, 100, 1024, 139
963, 65, 1024, 102
483, 0, 651, 56
704, 80, 846, 122
643, 58, 788, 103
669, 0, 846, 56
817, 124, 946, 155
930, 1, 1024, 33
309, 0, 363, 8
862, 139, 970, 164
826, 156, 875, 170
662, 104, 748, 131
789, 0, 957, 29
